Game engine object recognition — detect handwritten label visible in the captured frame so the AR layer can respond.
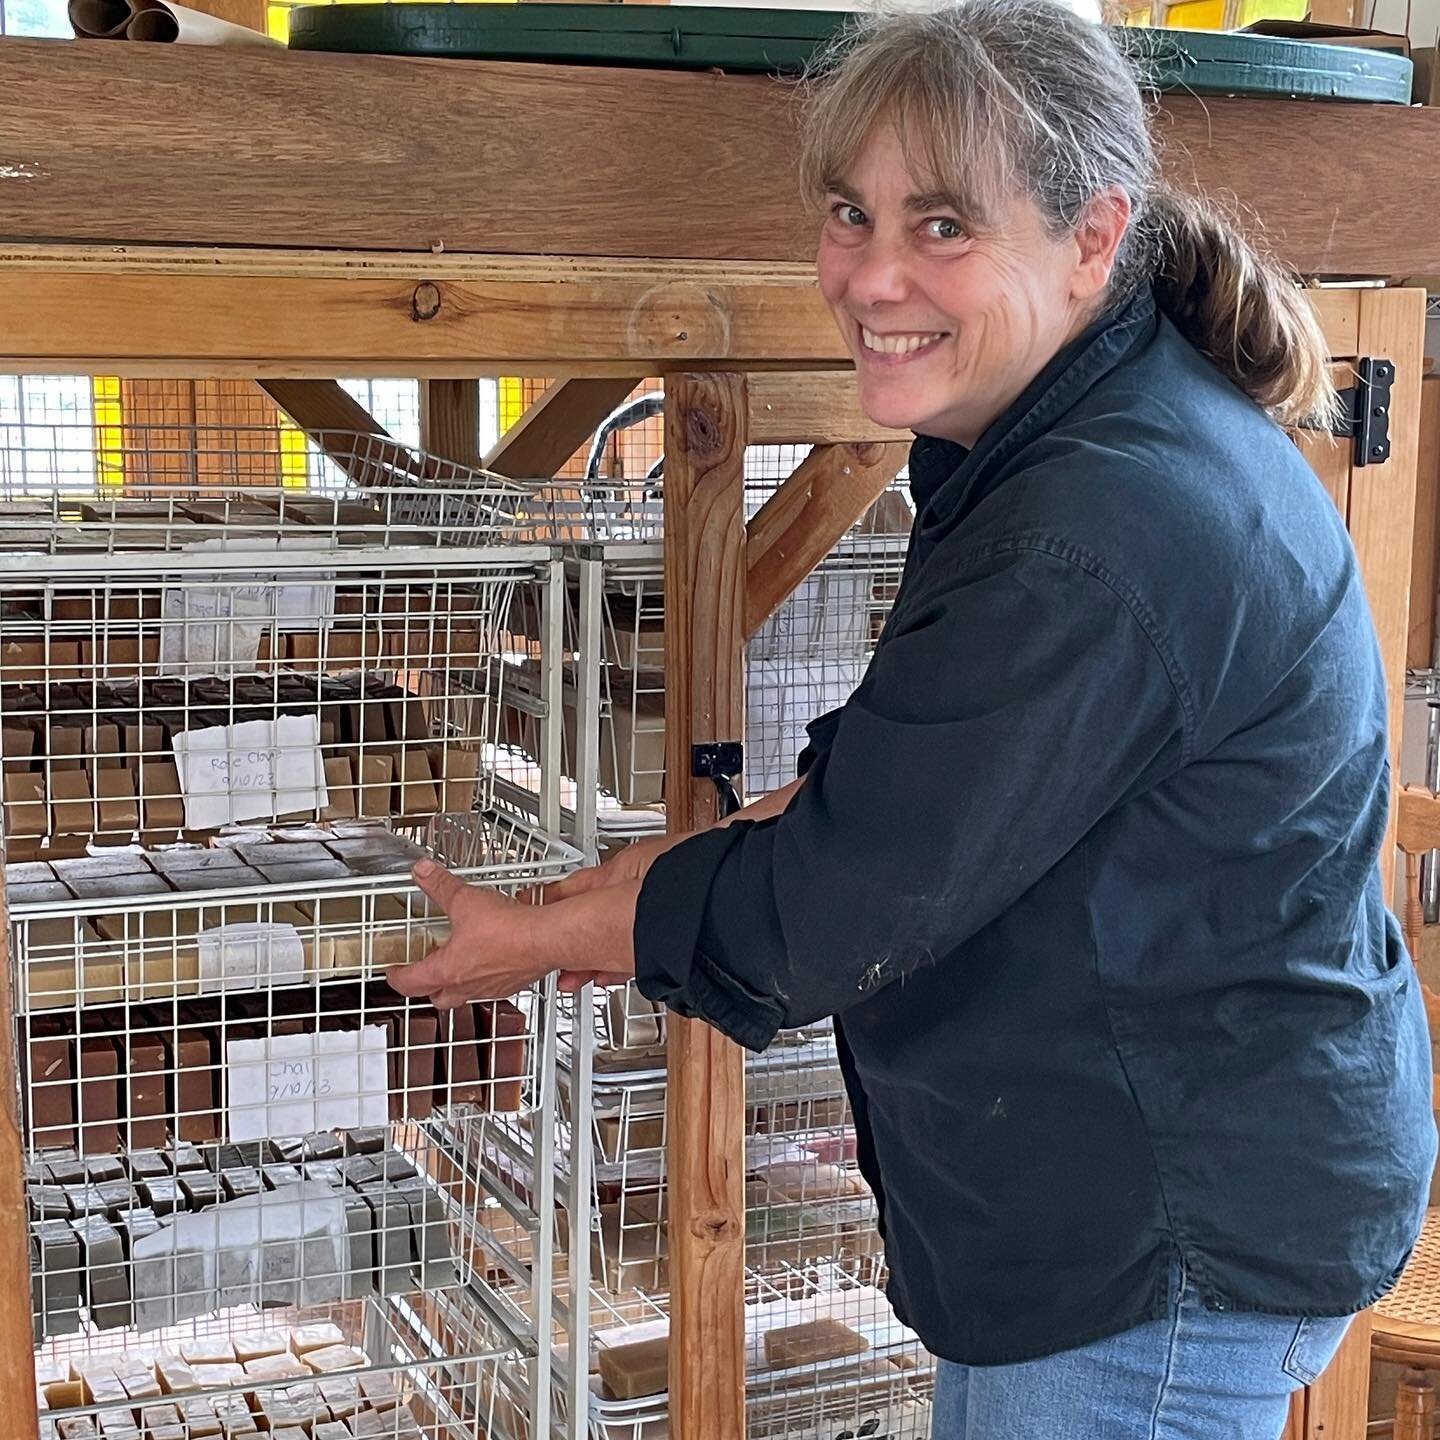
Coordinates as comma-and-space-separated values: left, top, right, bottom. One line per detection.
159, 582, 270, 677
227, 1027, 388, 1142
171, 714, 327, 829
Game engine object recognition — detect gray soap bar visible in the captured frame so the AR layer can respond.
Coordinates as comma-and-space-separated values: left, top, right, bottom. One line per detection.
412, 1187, 459, 1288
302, 1131, 344, 1161
380, 1150, 417, 1183
343, 1127, 386, 1155
167, 1143, 206, 1172
31, 1218, 82, 1335
138, 1176, 181, 1217
92, 1178, 137, 1216
362, 1190, 414, 1296
114, 1207, 161, 1260
179, 1171, 222, 1210
72, 1216, 130, 1329
125, 1150, 170, 1182
337, 1155, 380, 1188
84, 1154, 125, 1184
31, 1184, 72, 1220
262, 1163, 303, 1190
221, 1166, 262, 1201
302, 1160, 343, 1188
343, 1193, 374, 1301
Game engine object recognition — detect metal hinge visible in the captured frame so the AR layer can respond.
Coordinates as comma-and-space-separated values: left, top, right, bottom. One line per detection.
1332, 356, 1394, 467
692, 742, 744, 818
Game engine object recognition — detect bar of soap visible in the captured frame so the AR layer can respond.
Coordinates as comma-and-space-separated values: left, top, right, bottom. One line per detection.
179, 1398, 222, 1438
316, 1376, 359, 1419
140, 1406, 181, 1432
358, 1373, 399, 1412
138, 1175, 181, 1217
346, 1412, 387, 1439
314, 1425, 353, 1440
44, 1378, 86, 1409
125, 1150, 170, 1182
56, 1418, 99, 1439
117, 1367, 161, 1401
762, 1318, 870, 1370
243, 1354, 309, 1382
598, 1336, 670, 1400
289, 1321, 346, 1354
95, 1410, 140, 1440
84, 1155, 125, 1183
342, 1127, 385, 1155
190, 1363, 245, 1387
85, 1371, 128, 1406
179, 1170, 222, 1210
233, 1330, 289, 1363
157, 1357, 199, 1394
303, 1344, 367, 1375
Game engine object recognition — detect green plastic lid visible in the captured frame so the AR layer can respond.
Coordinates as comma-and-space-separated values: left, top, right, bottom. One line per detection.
287, 4, 1412, 102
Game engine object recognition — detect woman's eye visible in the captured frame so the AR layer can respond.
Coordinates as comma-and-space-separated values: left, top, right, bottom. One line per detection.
830, 202, 868, 228
925, 217, 965, 241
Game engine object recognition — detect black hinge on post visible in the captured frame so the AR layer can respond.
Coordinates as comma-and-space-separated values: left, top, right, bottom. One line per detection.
693, 742, 744, 818
1332, 356, 1394, 467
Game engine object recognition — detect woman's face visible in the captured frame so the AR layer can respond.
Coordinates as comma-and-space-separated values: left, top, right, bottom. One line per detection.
816, 125, 1125, 446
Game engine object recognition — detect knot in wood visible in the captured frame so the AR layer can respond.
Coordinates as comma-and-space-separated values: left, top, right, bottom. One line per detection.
411, 282, 442, 322
688, 1208, 741, 1243
685, 408, 724, 458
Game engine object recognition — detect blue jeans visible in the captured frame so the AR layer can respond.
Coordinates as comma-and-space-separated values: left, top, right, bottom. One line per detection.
932, 1262, 1353, 1439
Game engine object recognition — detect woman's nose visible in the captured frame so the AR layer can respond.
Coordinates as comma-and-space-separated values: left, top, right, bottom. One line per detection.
846, 238, 912, 309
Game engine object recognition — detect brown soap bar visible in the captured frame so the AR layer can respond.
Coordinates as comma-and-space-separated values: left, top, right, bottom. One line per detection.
353, 752, 394, 819
762, 1318, 870, 1370
401, 1009, 437, 1122
139, 760, 185, 837
598, 1336, 670, 1401
126, 1038, 168, 1149
44, 1377, 85, 1409
478, 999, 527, 1112
93, 767, 139, 841
396, 748, 439, 816
76, 1036, 121, 1155
29, 1032, 76, 1148
438, 1004, 484, 1105
319, 756, 356, 821
171, 1035, 216, 1141
5, 771, 48, 836
84, 722, 121, 773
50, 770, 93, 839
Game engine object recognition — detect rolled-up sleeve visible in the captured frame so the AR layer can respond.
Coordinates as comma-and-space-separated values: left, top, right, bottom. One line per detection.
634, 539, 1192, 1051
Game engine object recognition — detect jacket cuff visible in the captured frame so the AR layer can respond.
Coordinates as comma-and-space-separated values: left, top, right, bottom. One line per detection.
633, 826, 786, 1053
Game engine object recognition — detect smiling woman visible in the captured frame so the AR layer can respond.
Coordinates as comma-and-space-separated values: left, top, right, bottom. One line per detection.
387, 4, 1434, 1437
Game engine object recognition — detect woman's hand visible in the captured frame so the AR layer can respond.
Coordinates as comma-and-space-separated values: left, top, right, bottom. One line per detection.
386, 860, 548, 1009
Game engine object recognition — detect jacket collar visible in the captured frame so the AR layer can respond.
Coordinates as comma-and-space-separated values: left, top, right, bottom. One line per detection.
907, 289, 1158, 526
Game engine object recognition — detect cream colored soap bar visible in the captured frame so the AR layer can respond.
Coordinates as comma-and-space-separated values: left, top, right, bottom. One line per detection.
180, 1338, 235, 1365
233, 1330, 289, 1363
302, 1343, 368, 1375
288, 1321, 345, 1354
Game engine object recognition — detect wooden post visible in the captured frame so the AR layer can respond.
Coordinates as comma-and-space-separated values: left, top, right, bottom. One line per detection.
0, 885, 38, 1439
663, 373, 748, 1440
420, 379, 482, 469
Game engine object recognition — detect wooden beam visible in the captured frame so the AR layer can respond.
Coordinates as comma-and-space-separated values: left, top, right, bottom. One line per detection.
663, 373, 748, 1440
1409, 375, 1440, 668
258, 379, 389, 438
745, 441, 910, 637
3, 40, 1440, 274
747, 373, 906, 445
421, 380, 483, 469
484, 378, 642, 477
0, 264, 844, 377
0, 885, 38, 1440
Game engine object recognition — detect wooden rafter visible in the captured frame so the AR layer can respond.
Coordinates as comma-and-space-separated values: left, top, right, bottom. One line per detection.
3, 40, 1440, 275
747, 373, 905, 445
483, 378, 643, 478
745, 441, 910, 637
421, 380, 483, 469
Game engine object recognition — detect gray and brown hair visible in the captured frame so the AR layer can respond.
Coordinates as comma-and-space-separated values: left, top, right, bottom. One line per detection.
799, 0, 1336, 427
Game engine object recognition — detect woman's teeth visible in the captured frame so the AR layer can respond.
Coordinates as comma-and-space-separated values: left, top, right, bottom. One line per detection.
860, 327, 945, 356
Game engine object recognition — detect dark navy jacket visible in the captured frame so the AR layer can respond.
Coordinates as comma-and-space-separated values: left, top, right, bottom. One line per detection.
634, 290, 1434, 1364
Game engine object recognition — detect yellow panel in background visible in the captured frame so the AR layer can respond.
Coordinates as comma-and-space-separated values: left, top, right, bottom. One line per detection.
279, 418, 309, 489
1236, 0, 1307, 21
1164, 0, 1228, 25
92, 376, 124, 490
498, 377, 526, 436
1124, 7, 1152, 22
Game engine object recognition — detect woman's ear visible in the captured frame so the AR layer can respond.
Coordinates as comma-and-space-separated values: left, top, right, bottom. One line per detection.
1072, 186, 1132, 302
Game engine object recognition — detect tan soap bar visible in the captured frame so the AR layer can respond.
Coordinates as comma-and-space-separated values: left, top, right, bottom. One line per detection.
55, 1418, 99, 1439
314, 1424, 353, 1440
44, 1378, 86, 1409
233, 1330, 289, 1363
598, 1336, 670, 1400
34, 1358, 68, 1388
346, 1412, 387, 1439
288, 1321, 346, 1354
762, 1318, 870, 1370
179, 1397, 222, 1437
117, 1368, 162, 1401
243, 1353, 309, 1382
357, 1372, 399, 1411
302, 1343, 367, 1374
140, 1405, 182, 1432
181, 1337, 236, 1364
86, 1371, 128, 1406
157, 1357, 199, 1394
190, 1363, 245, 1387
316, 1376, 359, 1419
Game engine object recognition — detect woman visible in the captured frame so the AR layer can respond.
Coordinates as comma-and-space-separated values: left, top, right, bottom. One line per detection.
390, 3, 1435, 1433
